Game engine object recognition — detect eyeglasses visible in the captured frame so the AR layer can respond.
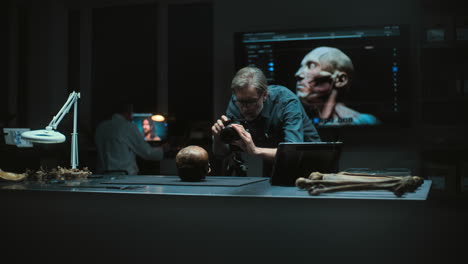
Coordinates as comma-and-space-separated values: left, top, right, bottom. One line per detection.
232, 95, 263, 107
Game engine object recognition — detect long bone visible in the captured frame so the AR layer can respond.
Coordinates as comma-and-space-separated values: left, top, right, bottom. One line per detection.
296, 172, 424, 197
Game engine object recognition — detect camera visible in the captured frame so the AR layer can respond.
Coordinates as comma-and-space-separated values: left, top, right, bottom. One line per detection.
219, 118, 246, 144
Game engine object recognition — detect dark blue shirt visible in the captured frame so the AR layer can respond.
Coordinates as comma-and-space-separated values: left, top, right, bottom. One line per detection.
226, 85, 321, 148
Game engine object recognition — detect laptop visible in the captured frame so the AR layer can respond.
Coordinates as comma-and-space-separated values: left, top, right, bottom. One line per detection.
270, 142, 343, 186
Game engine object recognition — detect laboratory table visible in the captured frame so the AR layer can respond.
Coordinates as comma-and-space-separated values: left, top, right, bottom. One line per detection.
1, 175, 465, 264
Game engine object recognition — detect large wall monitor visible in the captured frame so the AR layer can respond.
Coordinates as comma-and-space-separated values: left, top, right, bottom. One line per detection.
234, 25, 411, 127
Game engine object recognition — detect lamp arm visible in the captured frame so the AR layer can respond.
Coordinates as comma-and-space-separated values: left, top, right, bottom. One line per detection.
46, 91, 81, 130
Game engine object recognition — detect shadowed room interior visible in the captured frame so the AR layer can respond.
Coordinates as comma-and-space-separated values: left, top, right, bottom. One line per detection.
1, 0, 468, 262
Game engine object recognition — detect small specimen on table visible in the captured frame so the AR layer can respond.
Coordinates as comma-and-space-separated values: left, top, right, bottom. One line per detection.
175, 145, 211, 182
0, 169, 26, 182
25, 166, 92, 182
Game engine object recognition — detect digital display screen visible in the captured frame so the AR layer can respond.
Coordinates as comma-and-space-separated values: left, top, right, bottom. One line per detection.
132, 113, 168, 141
234, 25, 411, 127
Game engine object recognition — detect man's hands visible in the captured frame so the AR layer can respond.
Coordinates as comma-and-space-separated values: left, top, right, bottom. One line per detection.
229, 124, 257, 155
211, 115, 257, 154
211, 115, 276, 160
211, 115, 230, 156
211, 115, 229, 140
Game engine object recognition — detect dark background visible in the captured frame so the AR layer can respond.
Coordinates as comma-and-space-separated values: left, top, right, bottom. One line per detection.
2, 0, 468, 194
1, 0, 468, 262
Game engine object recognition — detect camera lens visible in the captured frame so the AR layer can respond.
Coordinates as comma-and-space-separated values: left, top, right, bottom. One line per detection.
219, 125, 241, 143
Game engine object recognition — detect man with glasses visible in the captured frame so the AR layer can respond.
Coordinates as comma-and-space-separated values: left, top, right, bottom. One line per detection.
211, 66, 320, 176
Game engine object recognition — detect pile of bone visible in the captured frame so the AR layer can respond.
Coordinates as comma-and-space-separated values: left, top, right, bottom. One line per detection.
25, 166, 92, 182
296, 171, 424, 197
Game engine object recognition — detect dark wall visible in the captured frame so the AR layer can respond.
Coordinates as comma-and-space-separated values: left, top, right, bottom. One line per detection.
168, 2, 213, 138
1, 1, 8, 126
91, 3, 158, 125
68, 8, 80, 93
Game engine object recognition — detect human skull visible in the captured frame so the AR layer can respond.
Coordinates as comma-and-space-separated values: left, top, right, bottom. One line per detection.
175, 145, 211, 181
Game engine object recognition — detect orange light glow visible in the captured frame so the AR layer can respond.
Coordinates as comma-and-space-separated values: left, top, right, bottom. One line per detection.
151, 114, 165, 122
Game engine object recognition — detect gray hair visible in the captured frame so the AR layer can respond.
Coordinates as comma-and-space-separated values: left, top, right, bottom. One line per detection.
231, 66, 268, 95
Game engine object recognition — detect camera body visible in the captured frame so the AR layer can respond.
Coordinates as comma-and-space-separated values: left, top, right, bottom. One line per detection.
219, 118, 247, 144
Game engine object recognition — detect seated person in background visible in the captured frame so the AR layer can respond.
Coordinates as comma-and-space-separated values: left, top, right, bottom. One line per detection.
95, 102, 164, 175
295, 46, 380, 126
142, 117, 161, 141
211, 66, 321, 177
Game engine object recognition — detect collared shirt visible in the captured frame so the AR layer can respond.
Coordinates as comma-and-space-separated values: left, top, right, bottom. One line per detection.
226, 85, 321, 147
95, 114, 163, 175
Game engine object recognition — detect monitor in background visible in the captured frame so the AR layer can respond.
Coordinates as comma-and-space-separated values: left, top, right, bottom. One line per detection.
132, 113, 168, 142
234, 25, 411, 128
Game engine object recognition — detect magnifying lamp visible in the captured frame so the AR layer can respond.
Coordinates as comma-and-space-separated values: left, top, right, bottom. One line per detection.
21, 91, 81, 169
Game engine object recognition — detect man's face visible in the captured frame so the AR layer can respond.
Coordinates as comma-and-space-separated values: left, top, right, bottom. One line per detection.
233, 85, 266, 121
295, 52, 334, 104
142, 119, 151, 134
